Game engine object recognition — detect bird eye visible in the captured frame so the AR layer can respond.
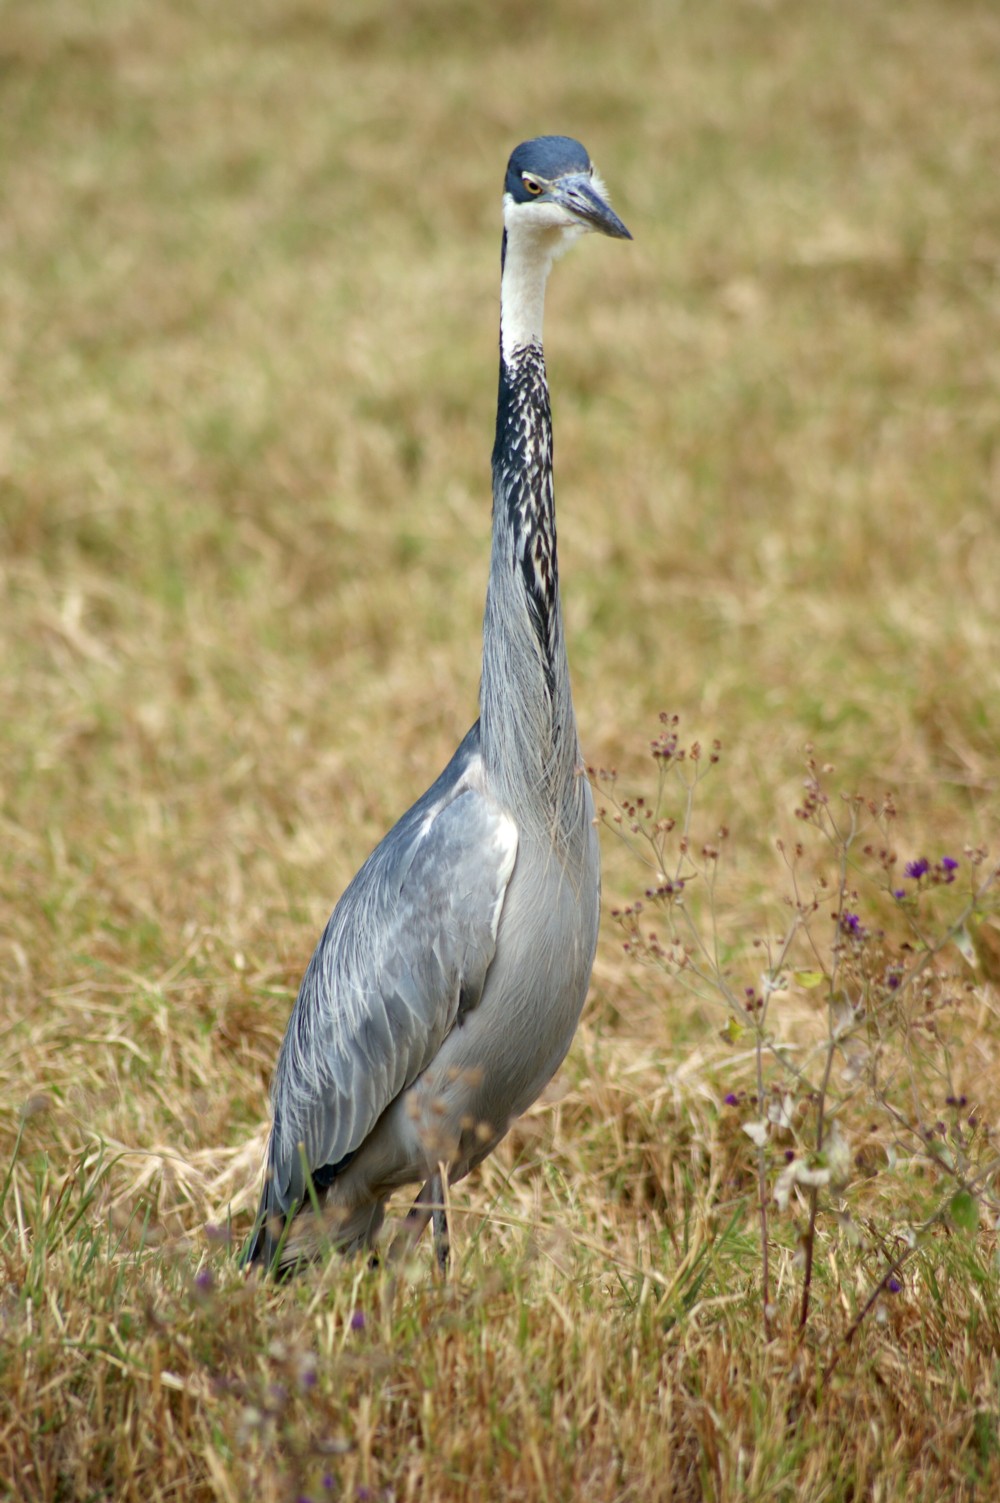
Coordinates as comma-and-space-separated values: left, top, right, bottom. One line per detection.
522, 176, 542, 196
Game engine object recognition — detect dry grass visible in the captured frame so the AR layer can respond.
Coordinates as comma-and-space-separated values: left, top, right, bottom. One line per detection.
3, 0, 1000, 1498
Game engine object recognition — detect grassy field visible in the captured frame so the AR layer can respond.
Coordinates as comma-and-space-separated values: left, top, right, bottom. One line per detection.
3, 0, 1000, 1497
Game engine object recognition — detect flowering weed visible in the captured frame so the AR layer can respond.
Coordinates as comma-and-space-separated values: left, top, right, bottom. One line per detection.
595, 715, 1000, 1357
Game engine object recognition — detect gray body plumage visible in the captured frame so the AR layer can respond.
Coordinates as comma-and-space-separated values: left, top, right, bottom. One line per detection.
244, 136, 630, 1271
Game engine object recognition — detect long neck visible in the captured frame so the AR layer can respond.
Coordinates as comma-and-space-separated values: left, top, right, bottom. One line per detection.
479, 225, 581, 835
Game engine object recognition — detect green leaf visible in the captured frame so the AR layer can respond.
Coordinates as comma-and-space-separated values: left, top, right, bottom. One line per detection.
949, 1190, 979, 1235
720, 1015, 744, 1045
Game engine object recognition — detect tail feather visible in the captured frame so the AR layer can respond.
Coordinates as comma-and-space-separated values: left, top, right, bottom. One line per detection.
240, 1182, 386, 1276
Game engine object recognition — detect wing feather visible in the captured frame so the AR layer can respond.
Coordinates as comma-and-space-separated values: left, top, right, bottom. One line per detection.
261, 733, 517, 1222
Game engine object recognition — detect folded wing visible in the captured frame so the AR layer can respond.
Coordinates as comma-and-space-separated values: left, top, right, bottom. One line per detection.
246, 730, 517, 1262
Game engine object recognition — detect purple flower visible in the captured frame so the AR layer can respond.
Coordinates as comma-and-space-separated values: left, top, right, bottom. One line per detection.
350, 1309, 366, 1332
904, 858, 929, 880
886, 1276, 902, 1295
840, 912, 864, 938
724, 1092, 739, 1106
893, 888, 906, 900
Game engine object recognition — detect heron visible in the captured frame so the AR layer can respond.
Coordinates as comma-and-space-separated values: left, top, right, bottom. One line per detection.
243, 135, 631, 1274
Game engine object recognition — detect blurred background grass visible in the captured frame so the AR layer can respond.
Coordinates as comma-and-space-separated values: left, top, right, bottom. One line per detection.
3, 0, 999, 1177
3, 0, 1000, 1174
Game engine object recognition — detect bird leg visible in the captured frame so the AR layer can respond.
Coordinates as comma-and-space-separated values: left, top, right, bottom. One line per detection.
431, 1169, 450, 1273
389, 1169, 450, 1272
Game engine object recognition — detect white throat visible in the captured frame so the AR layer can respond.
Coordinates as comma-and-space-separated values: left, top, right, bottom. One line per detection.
499, 195, 585, 365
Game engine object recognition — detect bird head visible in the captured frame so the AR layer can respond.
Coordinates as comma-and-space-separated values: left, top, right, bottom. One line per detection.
502, 135, 632, 249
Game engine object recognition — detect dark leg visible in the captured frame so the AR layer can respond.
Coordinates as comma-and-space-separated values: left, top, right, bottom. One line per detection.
388, 1170, 449, 1270
430, 1171, 450, 1273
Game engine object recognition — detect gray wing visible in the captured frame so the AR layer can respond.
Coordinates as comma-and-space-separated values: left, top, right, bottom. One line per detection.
262, 732, 517, 1220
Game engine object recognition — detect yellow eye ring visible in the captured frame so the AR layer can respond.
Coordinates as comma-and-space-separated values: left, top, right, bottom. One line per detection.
522, 176, 543, 196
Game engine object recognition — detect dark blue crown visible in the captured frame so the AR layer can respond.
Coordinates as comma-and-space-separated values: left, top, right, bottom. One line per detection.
504, 136, 591, 202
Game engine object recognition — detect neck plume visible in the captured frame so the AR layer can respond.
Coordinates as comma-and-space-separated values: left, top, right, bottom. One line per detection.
479, 223, 581, 835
